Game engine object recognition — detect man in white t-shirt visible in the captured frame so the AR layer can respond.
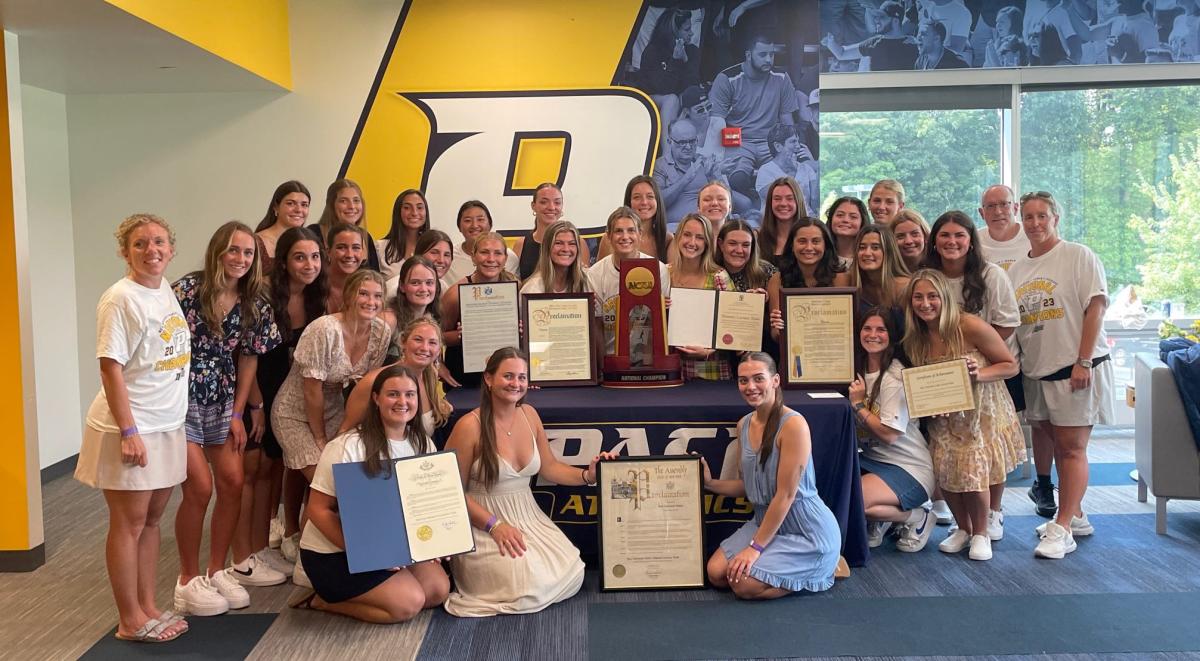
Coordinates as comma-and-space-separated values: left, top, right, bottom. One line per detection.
923, 0, 972, 56
976, 184, 1031, 271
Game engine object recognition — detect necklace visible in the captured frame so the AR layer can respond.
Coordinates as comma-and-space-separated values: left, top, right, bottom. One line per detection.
496, 413, 516, 437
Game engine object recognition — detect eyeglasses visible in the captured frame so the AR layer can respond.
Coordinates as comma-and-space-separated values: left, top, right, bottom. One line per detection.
671, 138, 698, 147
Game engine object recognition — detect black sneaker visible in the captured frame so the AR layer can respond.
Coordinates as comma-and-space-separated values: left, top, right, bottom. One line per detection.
1027, 482, 1058, 518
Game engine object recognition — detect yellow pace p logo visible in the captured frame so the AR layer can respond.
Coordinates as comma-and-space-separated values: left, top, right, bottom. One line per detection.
341, 0, 655, 238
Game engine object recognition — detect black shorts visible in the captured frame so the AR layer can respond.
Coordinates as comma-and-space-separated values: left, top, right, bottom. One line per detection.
300, 548, 394, 603
1004, 373, 1026, 413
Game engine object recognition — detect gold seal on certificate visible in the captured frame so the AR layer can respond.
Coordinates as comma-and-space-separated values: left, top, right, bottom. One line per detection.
460, 281, 520, 373
522, 293, 599, 387
901, 358, 977, 418
597, 456, 704, 591
394, 452, 475, 562
667, 288, 765, 352
780, 288, 856, 388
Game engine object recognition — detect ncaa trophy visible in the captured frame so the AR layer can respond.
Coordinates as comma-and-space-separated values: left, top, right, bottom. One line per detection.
601, 258, 682, 387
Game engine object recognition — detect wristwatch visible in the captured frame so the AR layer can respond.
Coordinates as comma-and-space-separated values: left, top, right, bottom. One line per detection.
1076, 358, 1093, 368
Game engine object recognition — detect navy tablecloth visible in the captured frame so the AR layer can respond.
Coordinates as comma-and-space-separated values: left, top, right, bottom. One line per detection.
444, 380, 868, 567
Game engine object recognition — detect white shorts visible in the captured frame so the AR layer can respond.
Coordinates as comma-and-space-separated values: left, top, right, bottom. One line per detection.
1023, 360, 1114, 427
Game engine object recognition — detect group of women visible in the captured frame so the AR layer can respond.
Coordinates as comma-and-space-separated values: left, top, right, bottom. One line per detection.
76, 173, 1110, 641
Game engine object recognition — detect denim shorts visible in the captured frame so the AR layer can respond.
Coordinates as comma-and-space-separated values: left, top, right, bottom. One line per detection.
860, 457, 929, 511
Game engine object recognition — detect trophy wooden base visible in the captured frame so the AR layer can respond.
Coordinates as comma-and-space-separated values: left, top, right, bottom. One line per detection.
601, 355, 683, 388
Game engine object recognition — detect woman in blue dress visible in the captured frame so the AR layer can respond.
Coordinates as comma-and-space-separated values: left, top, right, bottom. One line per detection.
702, 352, 842, 599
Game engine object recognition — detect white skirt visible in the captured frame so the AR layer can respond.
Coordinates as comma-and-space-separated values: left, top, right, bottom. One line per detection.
74, 425, 187, 491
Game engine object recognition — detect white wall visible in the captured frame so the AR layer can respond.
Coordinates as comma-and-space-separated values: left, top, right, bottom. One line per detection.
22, 83, 82, 468
62, 0, 399, 423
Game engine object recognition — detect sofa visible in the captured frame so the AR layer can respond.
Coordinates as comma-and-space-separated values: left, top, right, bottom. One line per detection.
1134, 353, 1200, 534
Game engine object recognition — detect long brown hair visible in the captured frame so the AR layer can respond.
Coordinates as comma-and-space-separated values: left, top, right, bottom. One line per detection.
740, 352, 785, 468
759, 176, 807, 258
194, 221, 266, 338
268, 227, 328, 335
854, 306, 903, 412
667, 213, 721, 283
383, 189, 430, 264
715, 218, 771, 290
623, 175, 669, 262
476, 347, 528, 489
849, 223, 910, 308
255, 180, 311, 232
530, 220, 589, 293
318, 179, 367, 236
359, 364, 431, 477
925, 211, 987, 314
390, 255, 443, 333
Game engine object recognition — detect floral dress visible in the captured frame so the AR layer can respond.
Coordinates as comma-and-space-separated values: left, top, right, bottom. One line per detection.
173, 273, 282, 409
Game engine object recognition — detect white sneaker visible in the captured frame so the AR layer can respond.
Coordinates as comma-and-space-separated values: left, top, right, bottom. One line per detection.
896, 507, 935, 553
1036, 513, 1094, 538
293, 558, 312, 588
258, 547, 294, 576
210, 569, 251, 609
938, 529, 970, 553
281, 533, 299, 563
987, 510, 1004, 541
1034, 521, 1077, 559
269, 517, 285, 549
230, 554, 287, 587
968, 534, 992, 561
867, 521, 892, 548
932, 500, 954, 526
174, 575, 230, 616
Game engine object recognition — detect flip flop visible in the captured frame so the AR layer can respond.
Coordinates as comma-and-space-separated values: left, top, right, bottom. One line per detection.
158, 610, 189, 633
114, 617, 184, 643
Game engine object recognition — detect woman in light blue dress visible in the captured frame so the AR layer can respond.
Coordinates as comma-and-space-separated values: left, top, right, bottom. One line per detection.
702, 352, 841, 599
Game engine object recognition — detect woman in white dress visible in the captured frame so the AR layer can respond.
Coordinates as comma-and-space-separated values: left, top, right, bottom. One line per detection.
443, 347, 612, 616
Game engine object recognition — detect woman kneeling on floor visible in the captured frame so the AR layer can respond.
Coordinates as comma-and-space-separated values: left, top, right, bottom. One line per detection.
850, 307, 936, 553
702, 352, 842, 599
291, 364, 449, 622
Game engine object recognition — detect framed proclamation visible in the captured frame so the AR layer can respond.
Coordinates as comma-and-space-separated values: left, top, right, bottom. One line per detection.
460, 280, 520, 373
780, 287, 856, 389
521, 293, 599, 387
597, 456, 705, 591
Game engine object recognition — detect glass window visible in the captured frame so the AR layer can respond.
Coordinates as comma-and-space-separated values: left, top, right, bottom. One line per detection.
819, 109, 1002, 218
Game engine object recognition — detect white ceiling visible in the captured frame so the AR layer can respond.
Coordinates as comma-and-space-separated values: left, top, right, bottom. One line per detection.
1, 0, 286, 93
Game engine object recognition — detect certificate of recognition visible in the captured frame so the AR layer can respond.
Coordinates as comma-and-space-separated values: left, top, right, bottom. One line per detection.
460, 281, 519, 373
333, 450, 474, 573
523, 293, 598, 386
667, 288, 765, 352
597, 456, 705, 591
780, 288, 856, 388
901, 358, 977, 418
394, 451, 475, 562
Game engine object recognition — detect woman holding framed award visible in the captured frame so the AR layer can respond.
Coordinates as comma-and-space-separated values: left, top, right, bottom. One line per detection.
669, 213, 732, 380
441, 232, 520, 387
700, 353, 841, 599
892, 209, 930, 274
293, 365, 450, 622
442, 348, 611, 616
901, 269, 1020, 561
519, 221, 592, 296
925, 211, 1023, 541
1008, 191, 1113, 560
341, 317, 453, 438
850, 308, 936, 553
767, 218, 850, 342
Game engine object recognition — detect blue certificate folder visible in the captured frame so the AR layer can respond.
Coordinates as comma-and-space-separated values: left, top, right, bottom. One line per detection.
333, 450, 474, 574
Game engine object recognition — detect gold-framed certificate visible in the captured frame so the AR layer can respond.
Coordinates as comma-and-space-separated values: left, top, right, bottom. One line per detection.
597, 456, 705, 591
901, 358, 977, 418
460, 280, 520, 373
522, 293, 599, 387
667, 288, 765, 352
780, 288, 856, 388
394, 451, 475, 562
